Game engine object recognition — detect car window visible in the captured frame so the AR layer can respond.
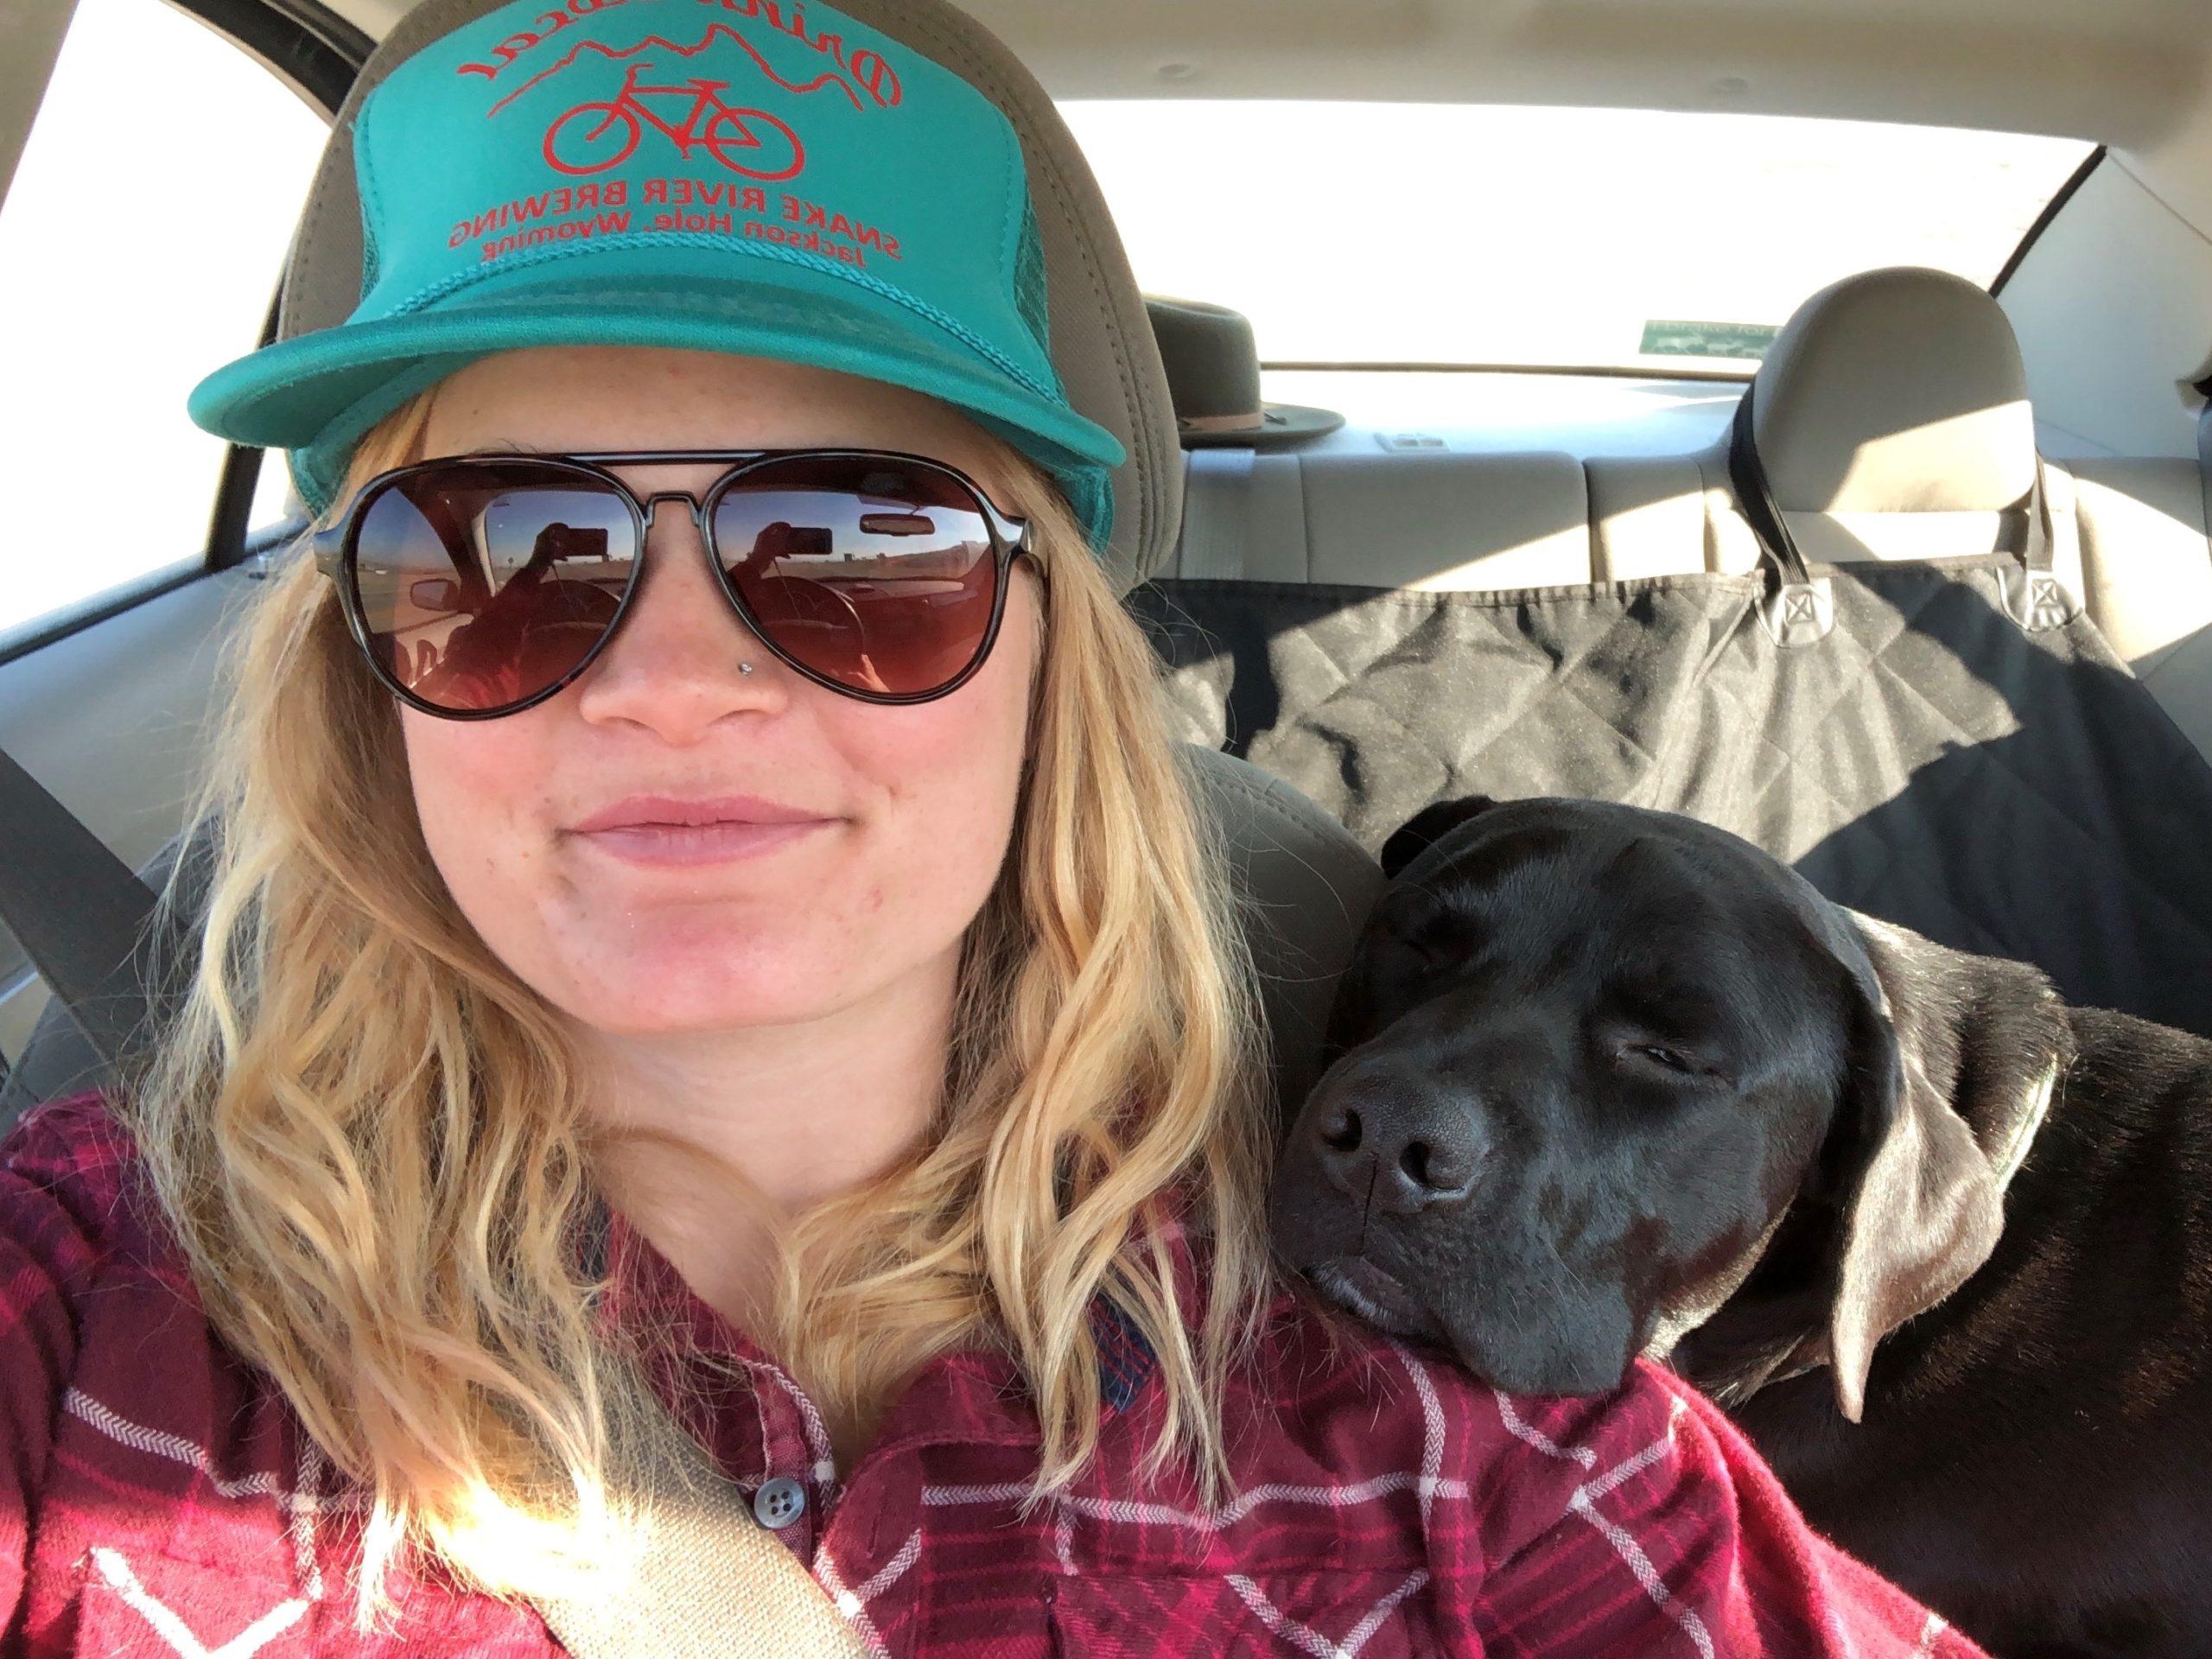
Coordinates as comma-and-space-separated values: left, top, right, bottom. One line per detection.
0, 0, 327, 644
1060, 101, 2092, 374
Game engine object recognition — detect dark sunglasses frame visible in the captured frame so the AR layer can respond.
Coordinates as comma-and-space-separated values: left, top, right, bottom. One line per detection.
309, 448, 1037, 720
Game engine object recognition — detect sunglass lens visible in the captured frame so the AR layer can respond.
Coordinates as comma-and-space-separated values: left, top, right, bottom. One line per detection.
349, 464, 638, 713
709, 457, 1002, 698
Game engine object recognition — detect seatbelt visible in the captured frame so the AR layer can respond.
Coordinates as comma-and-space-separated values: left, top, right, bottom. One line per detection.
0, 746, 162, 1074
1178, 447, 1256, 580
1175, 448, 1320, 584
0, 762, 868, 1651
531, 1411, 866, 1659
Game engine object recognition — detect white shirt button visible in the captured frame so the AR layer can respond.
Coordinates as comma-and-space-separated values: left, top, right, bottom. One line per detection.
753, 1476, 807, 1530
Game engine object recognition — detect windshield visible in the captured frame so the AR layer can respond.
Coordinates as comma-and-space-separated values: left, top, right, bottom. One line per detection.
1058, 101, 2094, 372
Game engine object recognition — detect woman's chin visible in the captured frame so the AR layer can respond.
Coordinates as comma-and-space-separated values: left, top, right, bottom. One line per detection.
587, 953, 830, 1019
506, 911, 966, 1038
563, 983, 844, 1037
524, 935, 838, 1033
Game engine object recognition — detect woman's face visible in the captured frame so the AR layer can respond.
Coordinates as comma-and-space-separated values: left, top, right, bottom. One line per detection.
400, 345, 1039, 1037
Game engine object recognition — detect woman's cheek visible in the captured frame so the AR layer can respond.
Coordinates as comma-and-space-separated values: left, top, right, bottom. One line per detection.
401, 712, 556, 936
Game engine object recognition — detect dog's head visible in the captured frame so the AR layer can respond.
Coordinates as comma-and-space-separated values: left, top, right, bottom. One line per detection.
1269, 795, 2070, 1419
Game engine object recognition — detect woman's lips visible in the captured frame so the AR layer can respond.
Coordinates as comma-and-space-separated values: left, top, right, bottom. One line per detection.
575, 820, 831, 867
566, 796, 838, 868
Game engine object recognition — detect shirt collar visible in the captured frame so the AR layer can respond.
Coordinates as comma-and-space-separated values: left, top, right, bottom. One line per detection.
590, 1203, 1160, 1463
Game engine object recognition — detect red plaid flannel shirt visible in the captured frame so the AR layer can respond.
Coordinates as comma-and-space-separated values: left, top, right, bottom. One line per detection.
0, 1093, 1987, 1657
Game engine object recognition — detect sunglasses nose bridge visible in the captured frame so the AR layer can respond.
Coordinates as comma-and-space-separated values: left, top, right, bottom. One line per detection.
637, 489, 708, 534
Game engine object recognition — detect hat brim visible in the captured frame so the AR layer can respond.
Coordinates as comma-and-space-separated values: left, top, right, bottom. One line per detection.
189, 245, 1126, 543
1179, 403, 1345, 449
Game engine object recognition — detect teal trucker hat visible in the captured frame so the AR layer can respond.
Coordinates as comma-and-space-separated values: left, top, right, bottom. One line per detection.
188, 0, 1128, 550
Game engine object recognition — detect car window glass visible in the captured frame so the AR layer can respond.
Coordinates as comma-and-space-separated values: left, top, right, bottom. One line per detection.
1060, 101, 2092, 372
0, 0, 327, 641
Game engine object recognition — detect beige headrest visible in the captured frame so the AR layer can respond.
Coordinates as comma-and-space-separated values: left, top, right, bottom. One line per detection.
277, 0, 1181, 591
1751, 267, 2037, 514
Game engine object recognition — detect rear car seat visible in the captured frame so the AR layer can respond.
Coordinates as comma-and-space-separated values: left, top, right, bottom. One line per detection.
2070, 437, 2212, 760
1174, 448, 1595, 589
1586, 267, 2212, 762
1149, 298, 1602, 591
1152, 268, 2212, 769
1138, 266, 2212, 1037
1157, 271, 2090, 600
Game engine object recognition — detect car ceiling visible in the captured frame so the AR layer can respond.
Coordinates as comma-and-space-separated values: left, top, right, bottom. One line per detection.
309, 0, 2212, 236
318, 0, 2201, 145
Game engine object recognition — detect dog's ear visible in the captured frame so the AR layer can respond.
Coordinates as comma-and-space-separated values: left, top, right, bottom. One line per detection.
1822, 988, 2002, 1421
1815, 915, 2066, 1421
1380, 796, 1502, 879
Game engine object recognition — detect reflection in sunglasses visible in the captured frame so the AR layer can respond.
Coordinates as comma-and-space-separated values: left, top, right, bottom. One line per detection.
342, 459, 1020, 711
534, 522, 609, 566
858, 512, 934, 537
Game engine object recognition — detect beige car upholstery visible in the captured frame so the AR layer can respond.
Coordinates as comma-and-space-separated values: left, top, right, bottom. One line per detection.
1732, 268, 2083, 593
1584, 455, 1761, 581
2072, 450, 2212, 759
1174, 448, 1596, 588
1589, 267, 2085, 590
1162, 265, 2212, 759
1758, 269, 2038, 514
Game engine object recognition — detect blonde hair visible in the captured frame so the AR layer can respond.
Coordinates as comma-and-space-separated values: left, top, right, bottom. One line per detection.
126, 391, 1272, 1616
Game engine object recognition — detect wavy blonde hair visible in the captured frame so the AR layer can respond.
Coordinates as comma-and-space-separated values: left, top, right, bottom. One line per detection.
126, 390, 1272, 1617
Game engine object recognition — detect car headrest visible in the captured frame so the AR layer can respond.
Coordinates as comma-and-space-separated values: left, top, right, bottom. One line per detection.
0, 750, 1382, 1135
1182, 746, 1383, 1118
1751, 266, 2037, 515
276, 0, 1183, 593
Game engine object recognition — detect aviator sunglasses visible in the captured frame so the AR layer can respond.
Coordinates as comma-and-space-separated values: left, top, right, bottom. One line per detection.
309, 449, 1037, 719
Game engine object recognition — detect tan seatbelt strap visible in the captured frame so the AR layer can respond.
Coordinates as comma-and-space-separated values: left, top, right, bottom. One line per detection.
529, 1419, 868, 1659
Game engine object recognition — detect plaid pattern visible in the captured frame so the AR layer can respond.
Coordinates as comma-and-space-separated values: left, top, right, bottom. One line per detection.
0, 1093, 1988, 1657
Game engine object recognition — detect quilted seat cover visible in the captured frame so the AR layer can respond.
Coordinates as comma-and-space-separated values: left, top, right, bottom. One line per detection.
1130, 556, 2212, 1038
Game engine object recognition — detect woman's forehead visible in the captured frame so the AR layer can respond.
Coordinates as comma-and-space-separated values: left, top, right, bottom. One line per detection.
418, 344, 1016, 483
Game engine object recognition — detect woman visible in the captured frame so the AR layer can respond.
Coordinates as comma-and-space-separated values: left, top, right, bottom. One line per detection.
1, 0, 1988, 1652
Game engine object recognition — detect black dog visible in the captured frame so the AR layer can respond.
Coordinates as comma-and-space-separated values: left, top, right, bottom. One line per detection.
1270, 794, 2212, 1659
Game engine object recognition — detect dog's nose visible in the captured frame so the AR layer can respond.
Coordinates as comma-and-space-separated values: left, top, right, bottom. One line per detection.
1309, 1083, 1487, 1211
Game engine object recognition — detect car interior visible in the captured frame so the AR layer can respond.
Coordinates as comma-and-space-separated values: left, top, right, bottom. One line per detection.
4, 0, 2212, 1178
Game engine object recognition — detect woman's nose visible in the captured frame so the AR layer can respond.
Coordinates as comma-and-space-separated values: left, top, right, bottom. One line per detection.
571, 498, 787, 740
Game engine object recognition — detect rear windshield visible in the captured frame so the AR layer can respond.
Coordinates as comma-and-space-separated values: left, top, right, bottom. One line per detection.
1058, 102, 2094, 373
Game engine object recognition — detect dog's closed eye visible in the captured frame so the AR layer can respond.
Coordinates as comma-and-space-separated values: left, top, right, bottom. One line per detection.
1608, 1035, 1732, 1085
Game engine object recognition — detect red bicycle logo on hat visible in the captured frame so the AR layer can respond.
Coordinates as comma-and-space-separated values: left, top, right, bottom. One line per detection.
543, 60, 804, 180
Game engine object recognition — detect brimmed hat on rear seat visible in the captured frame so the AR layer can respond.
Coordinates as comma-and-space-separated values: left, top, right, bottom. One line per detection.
1147, 296, 1344, 448
187, 0, 1186, 587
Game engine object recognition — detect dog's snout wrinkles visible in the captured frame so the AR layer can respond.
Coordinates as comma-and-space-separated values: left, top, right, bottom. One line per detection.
1310, 1078, 1487, 1211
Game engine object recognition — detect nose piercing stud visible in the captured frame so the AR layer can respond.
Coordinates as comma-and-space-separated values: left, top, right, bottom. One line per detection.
739, 661, 756, 676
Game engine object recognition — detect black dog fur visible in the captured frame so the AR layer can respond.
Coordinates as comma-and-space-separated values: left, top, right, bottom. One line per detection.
1270, 795, 2212, 1659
